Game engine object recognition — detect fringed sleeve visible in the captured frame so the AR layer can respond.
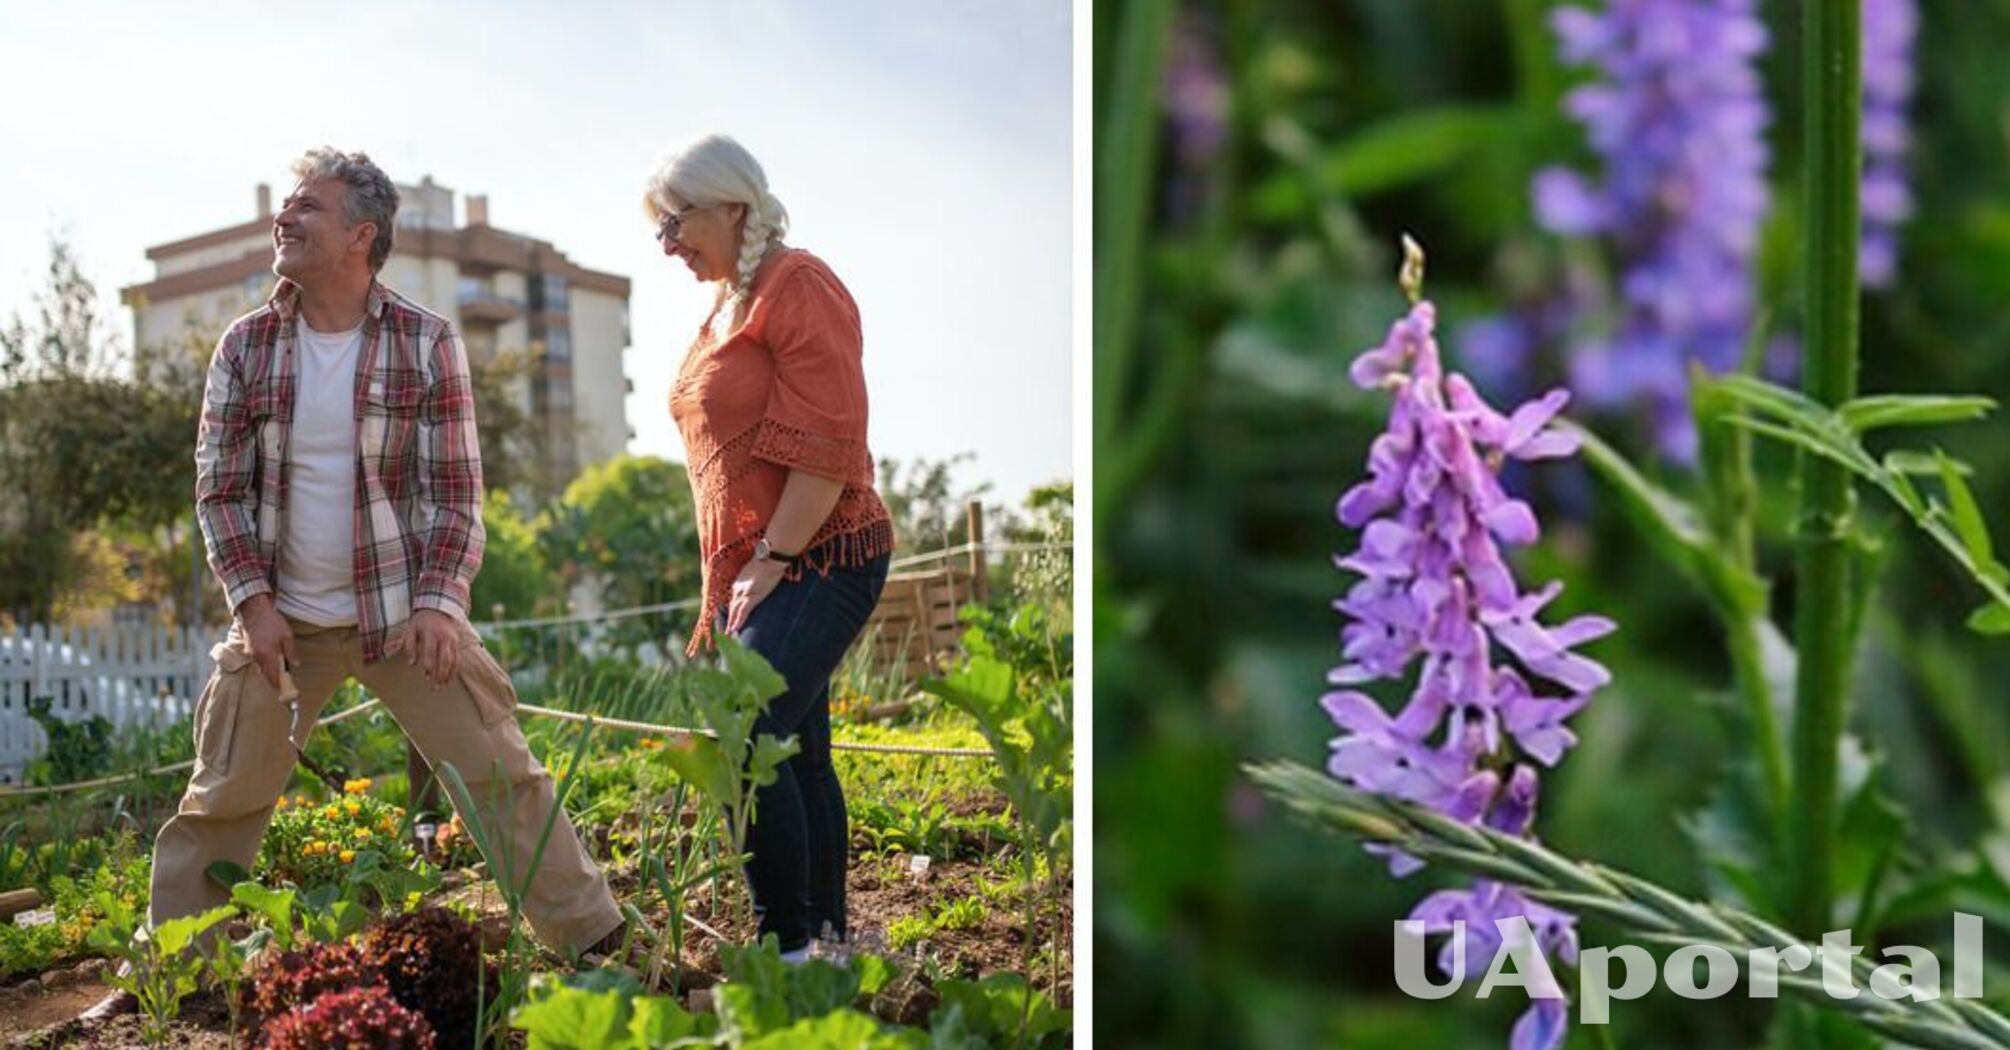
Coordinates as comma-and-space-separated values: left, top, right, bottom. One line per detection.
747, 264, 873, 486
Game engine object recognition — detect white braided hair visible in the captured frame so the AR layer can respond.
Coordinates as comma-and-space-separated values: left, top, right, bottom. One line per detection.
644, 134, 791, 326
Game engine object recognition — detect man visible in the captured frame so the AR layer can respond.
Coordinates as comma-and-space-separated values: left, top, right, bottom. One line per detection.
86, 148, 622, 1020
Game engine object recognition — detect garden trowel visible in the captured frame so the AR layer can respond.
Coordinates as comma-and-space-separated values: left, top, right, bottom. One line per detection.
279, 667, 349, 794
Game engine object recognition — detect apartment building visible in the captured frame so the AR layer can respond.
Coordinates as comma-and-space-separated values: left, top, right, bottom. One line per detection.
121, 178, 634, 494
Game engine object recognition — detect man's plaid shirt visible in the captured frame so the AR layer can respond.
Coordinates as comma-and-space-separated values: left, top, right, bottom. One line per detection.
195, 279, 485, 663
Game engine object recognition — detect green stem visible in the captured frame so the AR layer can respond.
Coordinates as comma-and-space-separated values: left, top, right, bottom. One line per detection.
1572, 961, 1623, 1050
1789, 0, 1863, 940
1091, 0, 1172, 539
1720, 551, 1792, 858
1698, 381, 1790, 840
1589, 1015, 1620, 1050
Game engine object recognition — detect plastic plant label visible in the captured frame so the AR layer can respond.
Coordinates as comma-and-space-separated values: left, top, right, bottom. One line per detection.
14, 907, 55, 928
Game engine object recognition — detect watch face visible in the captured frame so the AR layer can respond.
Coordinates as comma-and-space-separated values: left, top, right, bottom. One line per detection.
754, 539, 772, 561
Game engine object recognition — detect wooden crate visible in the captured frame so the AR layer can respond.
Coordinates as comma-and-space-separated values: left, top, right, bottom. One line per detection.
860, 567, 977, 680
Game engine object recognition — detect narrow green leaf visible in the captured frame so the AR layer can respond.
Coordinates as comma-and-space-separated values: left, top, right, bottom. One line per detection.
1722, 416, 1877, 476
1935, 449, 1995, 568
1714, 375, 1836, 431
430, 762, 501, 879
1839, 394, 1995, 433
1884, 449, 1968, 476
1880, 456, 1927, 515
1565, 421, 1710, 551
1967, 602, 2010, 635
1091, 0, 1171, 460
1247, 760, 2010, 1049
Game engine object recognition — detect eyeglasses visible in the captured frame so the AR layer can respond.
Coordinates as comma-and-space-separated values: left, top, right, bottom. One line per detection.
653, 204, 704, 243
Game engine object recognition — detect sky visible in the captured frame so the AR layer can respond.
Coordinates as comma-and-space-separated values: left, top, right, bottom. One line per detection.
0, 0, 1073, 505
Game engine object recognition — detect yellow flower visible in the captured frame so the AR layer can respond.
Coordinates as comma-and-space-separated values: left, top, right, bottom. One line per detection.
303, 842, 322, 856
339, 849, 356, 863
274, 796, 288, 810
344, 778, 372, 796
404, 891, 422, 909
323, 806, 341, 820
638, 737, 663, 751
354, 828, 372, 841
296, 796, 309, 807
344, 801, 362, 816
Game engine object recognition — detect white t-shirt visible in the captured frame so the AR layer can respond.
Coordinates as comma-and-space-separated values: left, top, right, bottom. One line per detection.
275, 318, 364, 626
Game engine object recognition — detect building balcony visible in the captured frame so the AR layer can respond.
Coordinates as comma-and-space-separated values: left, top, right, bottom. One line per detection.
458, 288, 524, 326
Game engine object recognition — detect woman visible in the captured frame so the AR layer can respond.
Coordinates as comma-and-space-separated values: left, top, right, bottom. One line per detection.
646, 134, 894, 959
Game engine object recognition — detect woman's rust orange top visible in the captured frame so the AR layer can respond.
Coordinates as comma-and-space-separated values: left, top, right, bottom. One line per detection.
670, 247, 895, 654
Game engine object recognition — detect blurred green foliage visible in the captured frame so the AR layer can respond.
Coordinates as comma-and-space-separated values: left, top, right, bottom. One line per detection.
1094, 1, 2010, 1047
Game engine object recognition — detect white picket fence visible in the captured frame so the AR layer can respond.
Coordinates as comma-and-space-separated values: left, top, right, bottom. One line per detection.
0, 624, 211, 785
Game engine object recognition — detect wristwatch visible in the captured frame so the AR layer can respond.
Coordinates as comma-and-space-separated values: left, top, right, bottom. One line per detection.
753, 537, 799, 565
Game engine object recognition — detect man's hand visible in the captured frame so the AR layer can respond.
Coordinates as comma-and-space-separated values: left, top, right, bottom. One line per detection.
725, 558, 789, 636
238, 593, 295, 691
387, 609, 461, 687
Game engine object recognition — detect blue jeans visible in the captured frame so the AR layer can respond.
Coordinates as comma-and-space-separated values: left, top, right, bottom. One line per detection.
733, 546, 889, 951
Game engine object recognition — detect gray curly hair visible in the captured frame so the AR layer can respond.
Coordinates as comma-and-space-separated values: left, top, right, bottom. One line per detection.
290, 147, 400, 272
644, 134, 790, 321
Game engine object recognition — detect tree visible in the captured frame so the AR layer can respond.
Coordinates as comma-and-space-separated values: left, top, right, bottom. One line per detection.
0, 240, 110, 380
536, 454, 700, 660
876, 452, 997, 555
470, 489, 559, 620
0, 240, 197, 622
467, 347, 542, 501
1005, 480, 1073, 610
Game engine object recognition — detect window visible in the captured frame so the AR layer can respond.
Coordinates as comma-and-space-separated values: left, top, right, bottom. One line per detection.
541, 275, 570, 314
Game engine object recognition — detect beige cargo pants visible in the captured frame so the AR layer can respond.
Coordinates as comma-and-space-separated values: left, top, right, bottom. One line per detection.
149, 615, 622, 954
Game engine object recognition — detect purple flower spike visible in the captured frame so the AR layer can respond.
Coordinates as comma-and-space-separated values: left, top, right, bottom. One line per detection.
1160, 11, 1229, 227
1537, 0, 1774, 461
1860, 0, 1918, 288
1512, 998, 1572, 1050
1327, 294, 1609, 1050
